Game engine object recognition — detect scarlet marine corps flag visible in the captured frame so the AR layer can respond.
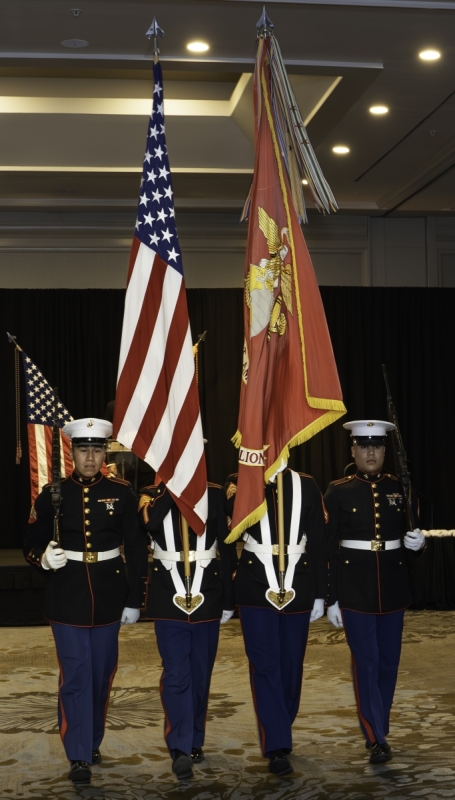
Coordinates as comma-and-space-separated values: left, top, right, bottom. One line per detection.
228, 20, 346, 542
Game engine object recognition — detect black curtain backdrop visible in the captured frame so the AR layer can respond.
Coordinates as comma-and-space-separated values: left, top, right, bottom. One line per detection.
1, 286, 453, 548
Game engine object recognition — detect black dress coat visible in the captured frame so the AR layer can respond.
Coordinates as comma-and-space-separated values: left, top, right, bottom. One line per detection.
139, 482, 236, 623
324, 469, 420, 614
23, 471, 149, 626
225, 469, 327, 613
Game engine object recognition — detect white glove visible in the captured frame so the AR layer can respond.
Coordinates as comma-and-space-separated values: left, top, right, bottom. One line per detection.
41, 541, 67, 571
404, 528, 425, 551
327, 601, 344, 628
310, 598, 324, 622
220, 609, 234, 624
120, 607, 140, 625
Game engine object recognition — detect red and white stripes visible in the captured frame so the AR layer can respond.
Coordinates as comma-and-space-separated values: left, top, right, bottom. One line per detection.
114, 241, 207, 534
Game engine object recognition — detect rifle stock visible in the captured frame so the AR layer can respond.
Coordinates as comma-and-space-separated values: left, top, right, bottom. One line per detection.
382, 365, 415, 531
50, 387, 62, 546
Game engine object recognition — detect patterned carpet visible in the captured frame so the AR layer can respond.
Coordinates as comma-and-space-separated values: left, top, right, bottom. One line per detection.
0, 612, 454, 800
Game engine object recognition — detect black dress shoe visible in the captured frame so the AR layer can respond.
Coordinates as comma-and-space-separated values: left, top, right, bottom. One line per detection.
191, 747, 205, 763
68, 761, 91, 784
268, 750, 293, 776
365, 740, 391, 756
172, 751, 194, 780
92, 749, 102, 764
369, 743, 392, 764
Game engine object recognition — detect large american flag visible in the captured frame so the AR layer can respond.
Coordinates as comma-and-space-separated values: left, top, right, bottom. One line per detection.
113, 61, 207, 535
21, 350, 73, 507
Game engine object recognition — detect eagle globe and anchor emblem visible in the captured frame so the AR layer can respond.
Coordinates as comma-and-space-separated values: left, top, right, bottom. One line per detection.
245, 206, 294, 341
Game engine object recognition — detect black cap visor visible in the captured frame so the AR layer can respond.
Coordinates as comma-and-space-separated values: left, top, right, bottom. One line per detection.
353, 436, 387, 446
72, 437, 107, 447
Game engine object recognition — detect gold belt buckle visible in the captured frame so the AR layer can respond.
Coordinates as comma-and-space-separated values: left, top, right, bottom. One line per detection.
179, 552, 196, 562
371, 540, 385, 552
271, 544, 288, 555
83, 552, 98, 563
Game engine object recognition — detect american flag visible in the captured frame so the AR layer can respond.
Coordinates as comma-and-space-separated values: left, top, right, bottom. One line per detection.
113, 61, 207, 535
21, 351, 73, 507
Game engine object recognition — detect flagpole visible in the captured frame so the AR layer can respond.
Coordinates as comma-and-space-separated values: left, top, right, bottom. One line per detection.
276, 471, 286, 604
146, 16, 164, 63
7, 332, 23, 464
180, 515, 193, 608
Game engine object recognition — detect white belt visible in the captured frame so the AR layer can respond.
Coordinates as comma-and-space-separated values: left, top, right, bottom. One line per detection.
153, 544, 217, 563
243, 540, 306, 556
65, 547, 121, 563
341, 539, 401, 552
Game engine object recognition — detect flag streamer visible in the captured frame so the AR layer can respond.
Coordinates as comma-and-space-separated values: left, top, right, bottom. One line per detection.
241, 34, 338, 224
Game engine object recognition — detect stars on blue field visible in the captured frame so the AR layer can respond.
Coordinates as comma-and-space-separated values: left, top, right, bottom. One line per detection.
134, 63, 183, 275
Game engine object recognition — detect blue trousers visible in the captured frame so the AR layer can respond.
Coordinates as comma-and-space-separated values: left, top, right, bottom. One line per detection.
239, 607, 311, 757
51, 622, 120, 763
154, 619, 220, 758
342, 609, 405, 745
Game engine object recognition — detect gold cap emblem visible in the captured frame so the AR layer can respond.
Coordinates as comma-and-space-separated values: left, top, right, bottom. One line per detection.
87, 419, 94, 428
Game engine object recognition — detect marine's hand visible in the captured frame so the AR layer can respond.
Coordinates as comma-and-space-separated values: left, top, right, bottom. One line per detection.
41, 541, 67, 570
327, 601, 344, 628
310, 598, 325, 622
120, 607, 140, 625
404, 529, 425, 551
220, 609, 234, 624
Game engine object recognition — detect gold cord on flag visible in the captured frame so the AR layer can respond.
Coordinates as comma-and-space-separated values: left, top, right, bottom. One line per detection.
192, 331, 207, 387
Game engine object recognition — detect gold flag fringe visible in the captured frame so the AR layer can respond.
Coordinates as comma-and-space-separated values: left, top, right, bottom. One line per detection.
225, 498, 267, 544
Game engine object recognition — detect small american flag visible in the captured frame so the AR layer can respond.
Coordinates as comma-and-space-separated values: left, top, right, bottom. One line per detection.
21, 351, 73, 506
113, 61, 207, 534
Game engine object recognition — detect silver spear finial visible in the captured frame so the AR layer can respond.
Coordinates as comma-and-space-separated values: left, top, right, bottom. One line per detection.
256, 6, 274, 39
146, 17, 164, 61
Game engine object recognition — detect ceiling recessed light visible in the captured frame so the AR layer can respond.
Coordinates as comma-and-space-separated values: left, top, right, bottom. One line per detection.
419, 49, 441, 61
187, 41, 209, 53
302, 179, 308, 185
332, 145, 350, 155
369, 105, 389, 115
61, 38, 88, 48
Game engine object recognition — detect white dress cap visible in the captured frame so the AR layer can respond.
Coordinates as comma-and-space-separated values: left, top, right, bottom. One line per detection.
343, 419, 396, 438
63, 417, 113, 442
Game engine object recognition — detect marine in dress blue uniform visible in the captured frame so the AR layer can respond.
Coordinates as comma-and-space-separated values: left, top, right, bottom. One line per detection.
324, 420, 425, 764
225, 468, 327, 776
23, 418, 149, 785
138, 481, 236, 780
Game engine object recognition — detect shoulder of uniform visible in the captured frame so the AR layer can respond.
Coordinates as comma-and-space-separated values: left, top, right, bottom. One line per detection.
330, 475, 355, 486
140, 483, 160, 492
105, 475, 131, 486
384, 473, 399, 481
295, 471, 314, 480
208, 482, 222, 490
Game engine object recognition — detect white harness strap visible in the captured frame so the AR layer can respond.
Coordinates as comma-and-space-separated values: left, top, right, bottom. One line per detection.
286, 470, 305, 590
161, 510, 208, 597
244, 470, 305, 593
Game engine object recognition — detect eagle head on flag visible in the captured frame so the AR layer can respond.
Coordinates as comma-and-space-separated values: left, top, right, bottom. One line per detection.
227, 33, 346, 543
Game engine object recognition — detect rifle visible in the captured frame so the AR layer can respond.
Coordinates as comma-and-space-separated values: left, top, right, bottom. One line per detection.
382, 365, 415, 531
50, 388, 62, 546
